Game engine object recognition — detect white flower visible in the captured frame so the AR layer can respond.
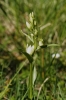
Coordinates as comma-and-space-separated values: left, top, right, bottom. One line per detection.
52, 53, 60, 58
52, 54, 55, 58
26, 21, 31, 29
56, 53, 60, 58
26, 45, 34, 55
39, 39, 43, 46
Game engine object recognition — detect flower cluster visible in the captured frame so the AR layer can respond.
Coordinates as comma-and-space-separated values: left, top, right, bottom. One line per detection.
26, 12, 43, 55
26, 12, 36, 30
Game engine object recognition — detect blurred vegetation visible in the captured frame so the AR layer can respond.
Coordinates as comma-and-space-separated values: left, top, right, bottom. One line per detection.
0, 0, 66, 100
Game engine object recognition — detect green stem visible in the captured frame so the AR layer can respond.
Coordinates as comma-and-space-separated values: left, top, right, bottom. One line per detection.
29, 63, 33, 100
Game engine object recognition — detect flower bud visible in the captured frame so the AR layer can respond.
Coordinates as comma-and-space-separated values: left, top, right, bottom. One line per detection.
31, 12, 34, 17
34, 20, 36, 26
39, 39, 43, 46
29, 12, 34, 23
26, 21, 31, 29
34, 29, 38, 35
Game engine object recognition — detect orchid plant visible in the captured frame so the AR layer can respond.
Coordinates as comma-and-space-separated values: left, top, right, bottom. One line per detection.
22, 12, 59, 100
25, 12, 39, 99
24, 12, 43, 99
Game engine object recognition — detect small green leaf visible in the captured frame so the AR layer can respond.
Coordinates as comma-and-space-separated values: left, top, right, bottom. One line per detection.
21, 30, 34, 43
47, 44, 60, 47
33, 66, 37, 85
40, 44, 60, 48
40, 45, 47, 48
23, 52, 33, 63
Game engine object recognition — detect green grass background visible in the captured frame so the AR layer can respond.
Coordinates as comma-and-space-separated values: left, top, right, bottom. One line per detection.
0, 0, 66, 100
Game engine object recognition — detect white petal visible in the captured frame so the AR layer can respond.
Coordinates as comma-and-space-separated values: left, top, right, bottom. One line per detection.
56, 53, 60, 58
52, 53, 60, 58
52, 54, 55, 58
26, 45, 34, 55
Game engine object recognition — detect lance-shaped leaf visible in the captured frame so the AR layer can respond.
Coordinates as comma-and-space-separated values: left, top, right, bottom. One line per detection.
47, 44, 60, 47
22, 52, 33, 63
33, 66, 37, 85
40, 45, 47, 48
21, 30, 34, 43
40, 44, 60, 48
